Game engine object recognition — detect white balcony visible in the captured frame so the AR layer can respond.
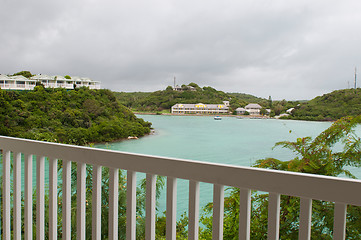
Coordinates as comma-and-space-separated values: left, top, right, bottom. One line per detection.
1, 135, 361, 239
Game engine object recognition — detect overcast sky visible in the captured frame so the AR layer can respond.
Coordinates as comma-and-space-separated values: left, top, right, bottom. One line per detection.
1, 0, 361, 100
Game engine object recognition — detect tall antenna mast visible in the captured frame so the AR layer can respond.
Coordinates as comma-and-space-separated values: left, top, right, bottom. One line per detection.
355, 67, 357, 89
174, 76, 176, 88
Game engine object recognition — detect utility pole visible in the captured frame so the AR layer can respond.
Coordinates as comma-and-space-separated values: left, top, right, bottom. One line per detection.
355, 67, 357, 89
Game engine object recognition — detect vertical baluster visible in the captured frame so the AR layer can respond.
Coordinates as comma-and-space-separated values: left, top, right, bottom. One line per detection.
239, 188, 251, 240
92, 165, 102, 240
268, 193, 280, 240
166, 177, 177, 240
212, 184, 224, 240
109, 168, 119, 240
0, 150, 1, 240
146, 173, 157, 240
37, 156, 45, 240
49, 158, 58, 240
25, 154, 33, 240
14, 152, 22, 240
77, 162, 86, 240
188, 180, 200, 240
62, 160, 71, 239
333, 203, 347, 240
126, 171, 137, 240
299, 198, 312, 240
2, 150, 10, 240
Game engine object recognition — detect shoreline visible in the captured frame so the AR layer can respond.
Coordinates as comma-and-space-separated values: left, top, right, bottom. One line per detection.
133, 112, 335, 122
133, 112, 271, 119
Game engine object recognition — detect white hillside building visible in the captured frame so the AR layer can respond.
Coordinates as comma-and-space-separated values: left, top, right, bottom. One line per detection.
0, 74, 100, 90
245, 103, 262, 115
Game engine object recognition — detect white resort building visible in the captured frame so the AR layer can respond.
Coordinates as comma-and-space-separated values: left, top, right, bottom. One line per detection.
171, 101, 229, 114
0, 74, 100, 90
244, 103, 262, 115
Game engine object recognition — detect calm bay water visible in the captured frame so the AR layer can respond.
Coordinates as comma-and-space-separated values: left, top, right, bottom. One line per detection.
96, 115, 359, 219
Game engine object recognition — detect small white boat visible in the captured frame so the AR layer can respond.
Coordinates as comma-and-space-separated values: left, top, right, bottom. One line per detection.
127, 136, 138, 140
214, 116, 222, 120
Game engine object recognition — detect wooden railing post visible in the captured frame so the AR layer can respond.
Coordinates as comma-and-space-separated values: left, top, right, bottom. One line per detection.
63, 159, 72, 240
268, 193, 280, 240
239, 188, 251, 240
37, 156, 45, 240
333, 203, 347, 240
188, 181, 200, 240
92, 165, 102, 240
14, 152, 22, 240
77, 162, 86, 240
166, 177, 177, 240
212, 184, 224, 240
2, 150, 10, 240
146, 173, 157, 240
49, 158, 58, 240
126, 171, 137, 240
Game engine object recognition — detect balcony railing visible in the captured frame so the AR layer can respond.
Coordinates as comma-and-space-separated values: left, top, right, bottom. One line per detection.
1, 135, 361, 239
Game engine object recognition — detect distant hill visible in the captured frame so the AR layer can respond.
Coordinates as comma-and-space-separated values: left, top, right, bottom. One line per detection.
290, 88, 361, 121
228, 92, 266, 103
114, 83, 270, 112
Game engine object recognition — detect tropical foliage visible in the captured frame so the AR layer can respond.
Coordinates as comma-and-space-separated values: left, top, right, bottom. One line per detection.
0, 87, 151, 145
114, 83, 303, 116
198, 115, 361, 239
12, 70, 34, 78
114, 83, 300, 114
290, 88, 361, 121
115, 84, 231, 112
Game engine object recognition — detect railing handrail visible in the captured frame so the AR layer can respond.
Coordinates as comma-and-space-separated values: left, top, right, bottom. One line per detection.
1, 135, 361, 206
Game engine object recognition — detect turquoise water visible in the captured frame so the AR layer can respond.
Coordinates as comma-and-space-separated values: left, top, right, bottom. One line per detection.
1, 115, 359, 220
96, 115, 347, 219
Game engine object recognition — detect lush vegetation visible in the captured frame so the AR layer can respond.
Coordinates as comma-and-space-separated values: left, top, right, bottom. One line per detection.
196, 115, 361, 239
0, 84, 157, 239
11, 70, 34, 78
288, 88, 361, 121
115, 83, 230, 112
0, 87, 151, 145
114, 83, 301, 115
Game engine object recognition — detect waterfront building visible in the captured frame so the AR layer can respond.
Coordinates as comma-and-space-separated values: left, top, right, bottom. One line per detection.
235, 107, 246, 114
245, 103, 262, 115
171, 101, 229, 114
0, 74, 100, 90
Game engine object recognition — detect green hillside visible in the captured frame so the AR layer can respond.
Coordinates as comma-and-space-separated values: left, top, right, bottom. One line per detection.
0, 87, 151, 145
290, 88, 361, 121
114, 83, 272, 113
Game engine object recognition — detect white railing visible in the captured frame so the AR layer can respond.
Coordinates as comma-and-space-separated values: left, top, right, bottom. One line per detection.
1, 135, 361, 239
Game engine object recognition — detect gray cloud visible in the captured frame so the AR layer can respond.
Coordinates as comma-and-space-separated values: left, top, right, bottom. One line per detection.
1, 0, 361, 100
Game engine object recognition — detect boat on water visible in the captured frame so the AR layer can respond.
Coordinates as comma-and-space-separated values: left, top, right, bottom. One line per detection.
214, 116, 222, 120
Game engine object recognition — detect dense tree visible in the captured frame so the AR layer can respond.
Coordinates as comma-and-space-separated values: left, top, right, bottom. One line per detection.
0, 87, 157, 239
12, 70, 33, 78
0, 87, 151, 145
290, 88, 361, 121
114, 84, 274, 113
